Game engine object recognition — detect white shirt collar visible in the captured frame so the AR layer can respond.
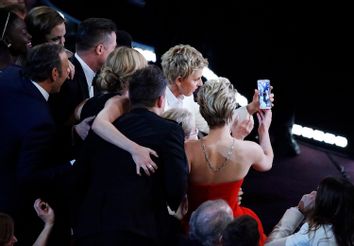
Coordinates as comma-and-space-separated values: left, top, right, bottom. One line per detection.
165, 86, 184, 111
31, 80, 49, 101
75, 53, 95, 97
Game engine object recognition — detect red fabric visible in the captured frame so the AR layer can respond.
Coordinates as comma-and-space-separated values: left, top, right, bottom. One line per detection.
185, 179, 266, 246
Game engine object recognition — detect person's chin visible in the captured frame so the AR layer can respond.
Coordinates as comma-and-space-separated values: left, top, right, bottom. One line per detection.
185, 91, 194, 97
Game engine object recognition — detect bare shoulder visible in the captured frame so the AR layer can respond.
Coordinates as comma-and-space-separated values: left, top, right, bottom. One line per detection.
185, 139, 201, 155
234, 139, 263, 159
185, 139, 200, 149
241, 139, 262, 150
105, 94, 129, 106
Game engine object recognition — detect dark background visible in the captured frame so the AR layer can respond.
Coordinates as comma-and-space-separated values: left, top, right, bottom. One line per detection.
49, 0, 354, 156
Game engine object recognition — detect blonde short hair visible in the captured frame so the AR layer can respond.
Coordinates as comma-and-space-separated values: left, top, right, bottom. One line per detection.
161, 44, 208, 84
95, 46, 148, 93
162, 108, 195, 138
198, 77, 238, 128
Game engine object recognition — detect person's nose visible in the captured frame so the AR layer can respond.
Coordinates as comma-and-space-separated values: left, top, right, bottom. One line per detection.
197, 79, 203, 86
11, 235, 18, 243
59, 36, 66, 46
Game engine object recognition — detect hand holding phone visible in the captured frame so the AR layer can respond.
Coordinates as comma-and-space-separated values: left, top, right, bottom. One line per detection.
257, 79, 272, 109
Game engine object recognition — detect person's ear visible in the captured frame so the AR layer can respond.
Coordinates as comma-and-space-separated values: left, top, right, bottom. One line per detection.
157, 95, 164, 108
95, 43, 104, 55
51, 67, 59, 82
175, 76, 183, 87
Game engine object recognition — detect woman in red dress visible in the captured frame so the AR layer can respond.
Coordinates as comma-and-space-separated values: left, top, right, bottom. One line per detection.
184, 77, 273, 245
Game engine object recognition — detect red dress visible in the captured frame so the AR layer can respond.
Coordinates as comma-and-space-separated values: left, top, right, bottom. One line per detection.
185, 179, 266, 245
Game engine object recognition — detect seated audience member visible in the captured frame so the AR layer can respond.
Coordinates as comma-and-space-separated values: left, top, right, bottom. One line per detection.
162, 108, 198, 141
0, 7, 31, 69
222, 215, 260, 246
73, 65, 188, 245
0, 199, 55, 246
266, 176, 354, 246
0, 213, 17, 246
188, 199, 233, 246
184, 77, 273, 245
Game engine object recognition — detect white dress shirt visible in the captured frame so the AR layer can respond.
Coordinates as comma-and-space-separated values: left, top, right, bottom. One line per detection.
165, 87, 209, 133
32, 81, 49, 101
74, 53, 95, 98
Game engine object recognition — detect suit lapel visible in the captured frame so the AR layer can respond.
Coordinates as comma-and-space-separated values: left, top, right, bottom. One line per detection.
22, 78, 47, 103
72, 57, 90, 98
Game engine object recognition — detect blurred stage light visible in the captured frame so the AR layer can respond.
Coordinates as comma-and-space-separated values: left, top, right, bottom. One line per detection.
292, 124, 348, 148
133, 41, 156, 62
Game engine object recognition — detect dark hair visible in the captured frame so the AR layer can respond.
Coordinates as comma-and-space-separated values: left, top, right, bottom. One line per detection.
0, 213, 14, 246
116, 29, 132, 48
75, 18, 116, 51
309, 176, 354, 246
25, 6, 65, 46
129, 64, 167, 108
23, 43, 65, 82
0, 8, 29, 68
222, 215, 260, 246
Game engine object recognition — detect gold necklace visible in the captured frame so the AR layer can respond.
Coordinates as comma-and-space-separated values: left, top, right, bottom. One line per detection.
201, 138, 235, 173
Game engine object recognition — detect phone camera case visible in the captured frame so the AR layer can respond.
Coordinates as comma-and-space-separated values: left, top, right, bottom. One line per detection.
257, 79, 271, 109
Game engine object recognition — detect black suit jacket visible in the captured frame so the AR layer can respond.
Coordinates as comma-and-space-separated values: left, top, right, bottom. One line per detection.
74, 108, 189, 244
49, 56, 89, 125
0, 66, 73, 245
49, 56, 92, 160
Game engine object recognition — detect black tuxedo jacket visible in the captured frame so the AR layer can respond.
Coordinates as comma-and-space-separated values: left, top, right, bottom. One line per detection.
0, 66, 73, 245
74, 108, 189, 244
49, 56, 92, 160
49, 56, 89, 125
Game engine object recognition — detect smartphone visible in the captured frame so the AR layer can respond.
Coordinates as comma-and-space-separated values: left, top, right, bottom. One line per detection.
257, 79, 271, 109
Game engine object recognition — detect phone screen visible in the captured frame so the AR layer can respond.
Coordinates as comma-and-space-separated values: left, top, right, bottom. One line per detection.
257, 79, 271, 109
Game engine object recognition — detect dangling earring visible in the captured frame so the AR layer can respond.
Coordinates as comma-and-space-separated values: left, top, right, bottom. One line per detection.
2, 37, 12, 48
1, 12, 11, 48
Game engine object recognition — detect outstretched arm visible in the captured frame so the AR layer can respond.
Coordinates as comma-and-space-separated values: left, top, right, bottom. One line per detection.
251, 109, 274, 171
91, 95, 158, 175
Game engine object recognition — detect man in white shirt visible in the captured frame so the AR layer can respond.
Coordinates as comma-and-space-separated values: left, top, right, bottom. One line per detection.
50, 17, 117, 126
48, 18, 117, 161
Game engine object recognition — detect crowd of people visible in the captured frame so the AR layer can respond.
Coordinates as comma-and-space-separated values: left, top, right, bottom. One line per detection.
1, 2, 354, 246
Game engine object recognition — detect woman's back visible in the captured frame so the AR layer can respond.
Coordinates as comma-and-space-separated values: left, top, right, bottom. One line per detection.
186, 135, 264, 185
